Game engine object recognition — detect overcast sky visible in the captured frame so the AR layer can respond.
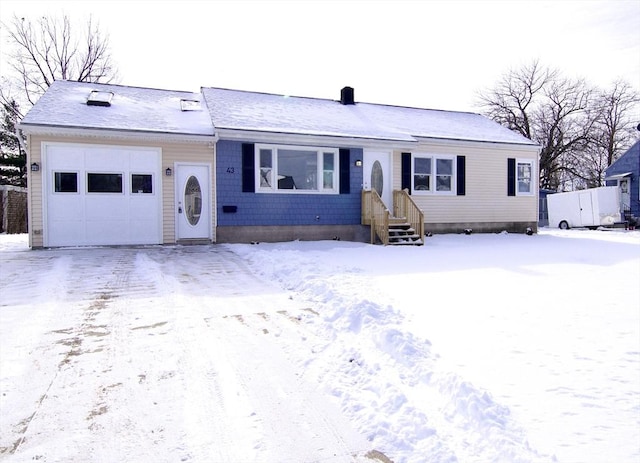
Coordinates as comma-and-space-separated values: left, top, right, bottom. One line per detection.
1, 0, 639, 113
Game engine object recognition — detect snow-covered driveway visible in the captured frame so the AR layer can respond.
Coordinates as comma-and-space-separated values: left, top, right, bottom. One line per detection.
2, 229, 639, 463
0, 244, 376, 463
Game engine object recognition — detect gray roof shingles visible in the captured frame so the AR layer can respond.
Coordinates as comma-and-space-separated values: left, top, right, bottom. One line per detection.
21, 81, 537, 146
21, 80, 215, 137
202, 87, 537, 146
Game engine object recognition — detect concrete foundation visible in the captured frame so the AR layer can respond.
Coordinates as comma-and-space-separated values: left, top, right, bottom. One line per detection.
216, 224, 371, 244
216, 221, 537, 244
424, 221, 538, 235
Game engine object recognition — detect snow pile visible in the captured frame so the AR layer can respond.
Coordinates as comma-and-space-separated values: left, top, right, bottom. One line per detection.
228, 240, 554, 463
228, 228, 639, 462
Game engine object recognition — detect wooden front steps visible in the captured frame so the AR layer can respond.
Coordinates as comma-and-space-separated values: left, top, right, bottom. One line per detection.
388, 217, 423, 245
362, 189, 424, 246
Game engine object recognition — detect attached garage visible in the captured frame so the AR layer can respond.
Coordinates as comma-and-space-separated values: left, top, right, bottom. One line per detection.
43, 143, 162, 247
21, 81, 216, 248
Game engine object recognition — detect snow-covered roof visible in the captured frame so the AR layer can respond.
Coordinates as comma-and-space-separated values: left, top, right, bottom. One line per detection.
202, 87, 538, 146
20, 80, 215, 137
21, 81, 537, 146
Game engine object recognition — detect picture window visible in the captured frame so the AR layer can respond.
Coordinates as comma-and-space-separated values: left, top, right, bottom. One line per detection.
255, 144, 339, 194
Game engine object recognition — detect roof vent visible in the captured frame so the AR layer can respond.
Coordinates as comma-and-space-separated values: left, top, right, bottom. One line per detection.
180, 99, 201, 111
340, 86, 355, 105
87, 90, 113, 107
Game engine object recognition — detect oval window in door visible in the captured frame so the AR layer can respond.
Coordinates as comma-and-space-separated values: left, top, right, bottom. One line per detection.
371, 160, 384, 198
184, 175, 202, 226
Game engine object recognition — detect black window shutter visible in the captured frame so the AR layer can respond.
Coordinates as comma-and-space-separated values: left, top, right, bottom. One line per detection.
507, 158, 516, 196
456, 155, 466, 196
242, 143, 255, 193
401, 152, 412, 193
339, 148, 350, 194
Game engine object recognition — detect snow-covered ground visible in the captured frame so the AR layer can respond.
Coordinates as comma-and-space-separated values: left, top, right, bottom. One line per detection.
1, 228, 638, 463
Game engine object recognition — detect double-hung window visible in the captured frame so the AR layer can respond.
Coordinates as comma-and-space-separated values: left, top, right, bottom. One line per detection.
516, 159, 534, 195
413, 157, 432, 191
256, 144, 339, 194
435, 158, 454, 192
412, 154, 456, 194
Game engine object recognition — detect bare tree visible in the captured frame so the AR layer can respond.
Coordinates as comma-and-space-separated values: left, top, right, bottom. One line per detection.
536, 76, 594, 190
478, 61, 555, 141
478, 61, 593, 190
593, 81, 639, 162
478, 61, 638, 190
573, 81, 638, 188
1, 14, 117, 109
0, 14, 117, 179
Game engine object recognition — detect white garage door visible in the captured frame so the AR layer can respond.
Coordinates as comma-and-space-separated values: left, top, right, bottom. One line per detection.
44, 143, 162, 247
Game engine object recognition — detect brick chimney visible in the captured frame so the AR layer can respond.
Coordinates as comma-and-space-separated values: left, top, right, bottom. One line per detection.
340, 86, 355, 105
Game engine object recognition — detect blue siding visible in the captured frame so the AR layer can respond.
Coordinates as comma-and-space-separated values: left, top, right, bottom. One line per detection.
605, 140, 640, 217
216, 140, 363, 226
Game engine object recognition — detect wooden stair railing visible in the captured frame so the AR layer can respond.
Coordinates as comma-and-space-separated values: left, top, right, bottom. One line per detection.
361, 190, 390, 244
393, 189, 424, 243
362, 189, 425, 245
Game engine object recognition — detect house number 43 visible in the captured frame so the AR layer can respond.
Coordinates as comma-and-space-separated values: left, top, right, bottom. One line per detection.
226, 167, 235, 174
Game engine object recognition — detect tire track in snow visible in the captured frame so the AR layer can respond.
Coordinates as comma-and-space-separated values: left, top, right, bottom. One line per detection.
205, 311, 371, 463
1, 245, 386, 463
3, 248, 165, 461
0, 253, 77, 456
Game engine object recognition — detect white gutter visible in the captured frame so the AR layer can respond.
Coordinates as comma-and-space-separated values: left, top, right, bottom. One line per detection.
213, 128, 418, 150
605, 172, 633, 180
18, 124, 219, 145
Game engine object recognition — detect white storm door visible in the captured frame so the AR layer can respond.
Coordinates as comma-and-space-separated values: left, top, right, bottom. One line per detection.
176, 163, 211, 240
620, 178, 631, 211
363, 150, 392, 209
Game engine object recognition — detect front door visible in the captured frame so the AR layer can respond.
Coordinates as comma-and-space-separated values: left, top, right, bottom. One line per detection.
620, 178, 631, 213
176, 163, 211, 240
363, 150, 392, 209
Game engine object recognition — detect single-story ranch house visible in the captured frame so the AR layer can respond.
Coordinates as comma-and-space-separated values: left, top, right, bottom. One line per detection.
20, 80, 540, 248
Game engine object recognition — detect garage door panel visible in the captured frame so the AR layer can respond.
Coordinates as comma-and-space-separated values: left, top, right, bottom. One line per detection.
44, 144, 162, 247
49, 195, 83, 219
129, 151, 160, 171
84, 149, 128, 169
84, 196, 128, 220
47, 147, 83, 170
129, 198, 158, 219
48, 220, 85, 246
130, 219, 161, 243
85, 219, 130, 244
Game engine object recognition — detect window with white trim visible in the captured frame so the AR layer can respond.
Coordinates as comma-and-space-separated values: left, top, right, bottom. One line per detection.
412, 154, 456, 194
87, 173, 123, 193
436, 158, 453, 192
131, 174, 153, 194
517, 159, 534, 195
256, 144, 339, 193
54, 172, 78, 193
413, 156, 431, 191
